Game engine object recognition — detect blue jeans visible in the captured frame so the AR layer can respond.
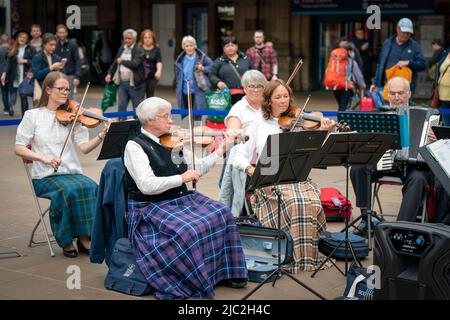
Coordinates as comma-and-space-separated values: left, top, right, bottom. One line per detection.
440, 100, 450, 126
118, 81, 144, 119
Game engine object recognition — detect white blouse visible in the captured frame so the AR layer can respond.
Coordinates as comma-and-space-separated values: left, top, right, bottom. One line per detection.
124, 128, 221, 195
233, 117, 282, 172
225, 96, 263, 133
15, 107, 89, 179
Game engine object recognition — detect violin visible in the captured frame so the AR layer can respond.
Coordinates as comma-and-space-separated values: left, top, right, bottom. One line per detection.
56, 100, 109, 128
160, 125, 248, 149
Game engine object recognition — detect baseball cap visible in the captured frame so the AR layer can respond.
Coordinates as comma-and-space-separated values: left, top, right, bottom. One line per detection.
397, 18, 414, 34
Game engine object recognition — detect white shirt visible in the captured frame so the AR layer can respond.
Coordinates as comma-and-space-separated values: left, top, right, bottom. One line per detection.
14, 46, 26, 88
234, 117, 282, 171
119, 44, 134, 80
124, 128, 221, 195
225, 96, 263, 133
15, 108, 89, 179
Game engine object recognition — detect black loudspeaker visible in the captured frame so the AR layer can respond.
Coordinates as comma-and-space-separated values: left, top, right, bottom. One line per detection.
374, 222, 450, 300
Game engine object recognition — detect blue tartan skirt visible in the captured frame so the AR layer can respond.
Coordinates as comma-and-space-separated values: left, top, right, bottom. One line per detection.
32, 174, 97, 248
126, 192, 248, 300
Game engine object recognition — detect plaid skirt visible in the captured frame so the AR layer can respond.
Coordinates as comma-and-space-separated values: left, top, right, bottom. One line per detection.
251, 180, 332, 273
32, 174, 97, 248
127, 192, 247, 300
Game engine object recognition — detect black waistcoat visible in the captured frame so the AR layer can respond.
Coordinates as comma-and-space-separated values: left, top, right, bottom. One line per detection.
125, 133, 189, 202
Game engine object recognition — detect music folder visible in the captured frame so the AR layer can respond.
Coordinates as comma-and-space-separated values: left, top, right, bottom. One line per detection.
97, 120, 141, 160
419, 141, 450, 195
432, 126, 450, 140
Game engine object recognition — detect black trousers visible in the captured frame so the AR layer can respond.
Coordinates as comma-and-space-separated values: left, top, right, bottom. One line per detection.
434, 179, 450, 224
350, 164, 434, 222
144, 77, 158, 98
333, 90, 354, 111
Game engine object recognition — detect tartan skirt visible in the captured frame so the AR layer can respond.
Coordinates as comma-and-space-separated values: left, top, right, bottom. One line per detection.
251, 180, 332, 273
32, 174, 97, 248
126, 192, 248, 300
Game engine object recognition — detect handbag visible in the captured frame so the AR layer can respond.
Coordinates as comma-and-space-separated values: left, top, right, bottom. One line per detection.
205, 89, 231, 123
104, 238, 153, 296
430, 63, 450, 109
101, 83, 117, 111
194, 54, 208, 91
18, 77, 34, 97
33, 80, 42, 103
339, 263, 374, 300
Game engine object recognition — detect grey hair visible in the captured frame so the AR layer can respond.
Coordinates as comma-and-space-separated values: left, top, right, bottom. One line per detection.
136, 97, 172, 125
241, 70, 268, 88
182, 36, 197, 49
123, 29, 137, 40
388, 77, 411, 93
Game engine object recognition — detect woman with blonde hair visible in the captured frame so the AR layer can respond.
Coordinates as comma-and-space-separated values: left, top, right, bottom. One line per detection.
14, 71, 110, 258
139, 29, 162, 98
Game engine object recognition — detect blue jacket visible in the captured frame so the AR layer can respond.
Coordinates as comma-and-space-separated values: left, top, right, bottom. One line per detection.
32, 51, 63, 84
373, 34, 426, 93
90, 158, 127, 266
175, 49, 213, 110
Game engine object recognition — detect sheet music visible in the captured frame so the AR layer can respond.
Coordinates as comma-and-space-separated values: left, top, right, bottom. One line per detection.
426, 139, 450, 178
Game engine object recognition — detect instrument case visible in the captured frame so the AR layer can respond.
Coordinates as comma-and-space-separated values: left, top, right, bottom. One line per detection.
237, 225, 293, 283
319, 231, 369, 260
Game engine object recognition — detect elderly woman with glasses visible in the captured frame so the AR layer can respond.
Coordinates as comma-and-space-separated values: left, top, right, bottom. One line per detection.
14, 71, 111, 258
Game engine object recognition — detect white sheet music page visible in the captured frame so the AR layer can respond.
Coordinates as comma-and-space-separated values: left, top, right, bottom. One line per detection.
426, 139, 450, 178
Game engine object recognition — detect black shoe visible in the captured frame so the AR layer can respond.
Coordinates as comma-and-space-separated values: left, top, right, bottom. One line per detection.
217, 278, 247, 289
8, 105, 14, 116
63, 248, 78, 258
76, 239, 90, 255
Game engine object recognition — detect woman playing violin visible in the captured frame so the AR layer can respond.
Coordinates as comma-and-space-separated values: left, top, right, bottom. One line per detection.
14, 71, 111, 258
234, 79, 335, 272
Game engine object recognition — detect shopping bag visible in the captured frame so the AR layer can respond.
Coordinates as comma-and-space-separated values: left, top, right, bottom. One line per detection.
381, 65, 412, 101
205, 89, 231, 123
33, 80, 42, 103
101, 83, 117, 111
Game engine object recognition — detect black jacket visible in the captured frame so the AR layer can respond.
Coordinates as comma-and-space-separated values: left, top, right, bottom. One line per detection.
56, 39, 81, 78
107, 44, 145, 87
208, 51, 252, 89
5, 45, 36, 82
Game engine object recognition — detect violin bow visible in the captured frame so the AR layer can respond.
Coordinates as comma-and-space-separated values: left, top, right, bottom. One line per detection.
55, 82, 90, 172
289, 94, 311, 132
286, 59, 303, 87
186, 80, 196, 190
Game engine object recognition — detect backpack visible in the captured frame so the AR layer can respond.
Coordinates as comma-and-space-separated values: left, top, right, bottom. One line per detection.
320, 187, 352, 221
338, 264, 374, 300
104, 238, 153, 296
324, 48, 352, 91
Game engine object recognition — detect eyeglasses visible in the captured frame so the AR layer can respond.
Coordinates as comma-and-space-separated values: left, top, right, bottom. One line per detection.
155, 114, 171, 120
388, 91, 407, 97
246, 84, 264, 90
53, 87, 71, 94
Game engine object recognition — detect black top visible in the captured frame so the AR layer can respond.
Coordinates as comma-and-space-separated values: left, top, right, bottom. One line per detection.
56, 39, 81, 78
143, 47, 161, 79
208, 51, 252, 89
124, 133, 190, 202
108, 44, 145, 87
5, 45, 36, 82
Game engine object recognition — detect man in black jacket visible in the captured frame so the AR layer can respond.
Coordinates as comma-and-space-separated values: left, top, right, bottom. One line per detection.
56, 24, 81, 99
105, 29, 145, 120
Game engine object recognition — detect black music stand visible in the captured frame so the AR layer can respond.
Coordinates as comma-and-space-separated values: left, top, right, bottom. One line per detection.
310, 132, 397, 278
432, 126, 450, 140
243, 130, 328, 301
337, 112, 402, 238
97, 120, 141, 160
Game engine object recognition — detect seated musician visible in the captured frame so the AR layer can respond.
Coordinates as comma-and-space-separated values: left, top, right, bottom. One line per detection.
234, 79, 335, 272
123, 97, 247, 300
350, 76, 435, 231
14, 71, 111, 258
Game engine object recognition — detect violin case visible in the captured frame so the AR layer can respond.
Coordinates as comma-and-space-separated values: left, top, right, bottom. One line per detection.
237, 224, 293, 283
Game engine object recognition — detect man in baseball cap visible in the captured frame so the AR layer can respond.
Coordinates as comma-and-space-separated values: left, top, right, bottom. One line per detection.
397, 18, 414, 34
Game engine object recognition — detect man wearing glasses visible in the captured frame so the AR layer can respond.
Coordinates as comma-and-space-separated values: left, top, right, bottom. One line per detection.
351, 77, 435, 233
369, 18, 426, 99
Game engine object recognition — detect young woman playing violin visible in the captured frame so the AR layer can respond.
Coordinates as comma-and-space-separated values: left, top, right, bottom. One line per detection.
234, 79, 335, 273
14, 71, 111, 258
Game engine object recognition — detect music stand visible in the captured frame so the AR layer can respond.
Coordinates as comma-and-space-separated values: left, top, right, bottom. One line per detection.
432, 126, 450, 140
310, 132, 397, 278
97, 120, 141, 160
419, 142, 450, 196
337, 112, 403, 238
243, 130, 328, 301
